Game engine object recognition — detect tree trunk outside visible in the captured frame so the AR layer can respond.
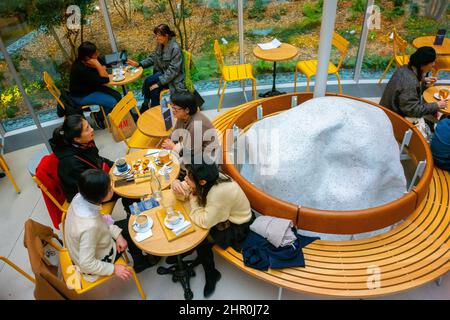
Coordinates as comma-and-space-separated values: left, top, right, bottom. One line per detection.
424, 0, 449, 20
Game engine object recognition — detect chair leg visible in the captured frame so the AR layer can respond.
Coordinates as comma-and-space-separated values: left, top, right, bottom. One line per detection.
306, 77, 310, 92
100, 107, 111, 132
218, 81, 227, 112
252, 79, 257, 100
0, 257, 34, 283
336, 72, 342, 94
0, 157, 20, 194
294, 68, 298, 93
129, 267, 147, 300
378, 56, 394, 85
217, 77, 223, 96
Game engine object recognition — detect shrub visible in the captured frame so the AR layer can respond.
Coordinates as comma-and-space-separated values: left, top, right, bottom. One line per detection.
211, 11, 221, 25
248, 0, 266, 21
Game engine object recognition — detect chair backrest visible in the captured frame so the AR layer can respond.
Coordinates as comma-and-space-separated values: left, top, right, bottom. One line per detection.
109, 91, 140, 142
213, 40, 225, 72
34, 153, 67, 229
43, 71, 65, 110
183, 49, 195, 93
393, 28, 409, 65
332, 32, 350, 70
23, 219, 76, 300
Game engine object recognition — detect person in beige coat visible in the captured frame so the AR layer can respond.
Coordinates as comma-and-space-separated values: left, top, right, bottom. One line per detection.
64, 169, 156, 282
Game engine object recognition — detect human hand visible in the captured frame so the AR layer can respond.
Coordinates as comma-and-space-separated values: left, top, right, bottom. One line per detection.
162, 139, 175, 150
85, 58, 101, 68
149, 83, 159, 91
126, 59, 139, 67
116, 234, 128, 253
114, 264, 133, 280
438, 100, 448, 109
425, 76, 437, 85
172, 179, 188, 197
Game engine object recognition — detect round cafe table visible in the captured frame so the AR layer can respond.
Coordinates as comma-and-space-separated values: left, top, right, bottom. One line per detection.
423, 85, 450, 115
129, 189, 208, 300
107, 66, 143, 95
253, 43, 298, 97
110, 149, 180, 199
137, 105, 173, 138
412, 36, 450, 55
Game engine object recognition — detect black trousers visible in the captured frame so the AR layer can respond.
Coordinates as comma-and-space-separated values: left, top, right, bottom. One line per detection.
114, 218, 147, 264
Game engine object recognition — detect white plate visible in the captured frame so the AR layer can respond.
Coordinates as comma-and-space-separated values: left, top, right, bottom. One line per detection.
113, 75, 125, 82
133, 216, 153, 233
164, 212, 185, 230
159, 166, 173, 176
113, 164, 131, 176
434, 92, 449, 101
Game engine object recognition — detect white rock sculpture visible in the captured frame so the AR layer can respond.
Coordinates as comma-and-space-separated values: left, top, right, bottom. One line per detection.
240, 96, 407, 211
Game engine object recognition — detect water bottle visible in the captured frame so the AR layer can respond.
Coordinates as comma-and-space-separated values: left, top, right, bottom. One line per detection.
150, 168, 162, 202
132, 202, 141, 215
164, 166, 170, 182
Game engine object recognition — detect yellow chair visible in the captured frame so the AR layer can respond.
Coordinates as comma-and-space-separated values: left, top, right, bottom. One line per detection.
159, 50, 193, 102
294, 32, 349, 94
378, 29, 410, 84
109, 91, 162, 154
214, 40, 257, 112
434, 56, 450, 77
43, 71, 110, 131
59, 210, 146, 299
0, 146, 20, 193
0, 256, 35, 283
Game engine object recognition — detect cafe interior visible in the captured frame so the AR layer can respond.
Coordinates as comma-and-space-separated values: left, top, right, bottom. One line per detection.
0, 0, 449, 300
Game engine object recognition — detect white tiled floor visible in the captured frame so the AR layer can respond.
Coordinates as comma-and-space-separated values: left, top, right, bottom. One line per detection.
0, 105, 448, 300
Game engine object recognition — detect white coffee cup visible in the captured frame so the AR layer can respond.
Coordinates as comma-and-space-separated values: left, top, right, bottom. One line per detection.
136, 215, 149, 230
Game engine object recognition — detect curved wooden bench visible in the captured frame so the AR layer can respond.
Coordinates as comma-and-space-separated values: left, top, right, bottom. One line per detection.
211, 96, 449, 298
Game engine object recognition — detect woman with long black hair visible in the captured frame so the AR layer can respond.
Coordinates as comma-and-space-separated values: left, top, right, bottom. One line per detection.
127, 24, 186, 112
172, 160, 253, 298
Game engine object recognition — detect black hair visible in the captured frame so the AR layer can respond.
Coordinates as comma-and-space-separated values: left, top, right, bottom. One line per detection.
77, 41, 97, 61
186, 164, 231, 207
171, 91, 198, 115
153, 24, 176, 38
52, 114, 86, 147
408, 46, 436, 81
78, 169, 111, 204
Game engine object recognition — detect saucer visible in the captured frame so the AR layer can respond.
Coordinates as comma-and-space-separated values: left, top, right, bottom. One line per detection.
434, 93, 449, 101
133, 216, 153, 233
113, 75, 125, 82
113, 164, 131, 176
164, 212, 185, 229
159, 166, 173, 176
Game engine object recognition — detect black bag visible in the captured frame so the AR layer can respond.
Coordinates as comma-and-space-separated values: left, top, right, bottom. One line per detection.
56, 89, 84, 117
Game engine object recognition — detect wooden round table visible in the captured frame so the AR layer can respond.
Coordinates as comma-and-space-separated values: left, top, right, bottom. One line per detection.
108, 66, 143, 95
129, 189, 208, 300
110, 149, 180, 199
137, 105, 173, 138
423, 85, 450, 115
253, 43, 298, 97
412, 36, 450, 55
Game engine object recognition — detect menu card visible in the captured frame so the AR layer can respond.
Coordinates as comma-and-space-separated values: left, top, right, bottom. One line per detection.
257, 38, 282, 50
434, 29, 447, 45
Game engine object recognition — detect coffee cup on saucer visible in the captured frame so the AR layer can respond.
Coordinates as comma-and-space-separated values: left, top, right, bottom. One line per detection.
166, 207, 181, 226
116, 158, 128, 173
158, 150, 170, 164
136, 215, 149, 230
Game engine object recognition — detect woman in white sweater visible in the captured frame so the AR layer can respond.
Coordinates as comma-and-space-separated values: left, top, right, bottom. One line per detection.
64, 169, 154, 282
172, 161, 254, 297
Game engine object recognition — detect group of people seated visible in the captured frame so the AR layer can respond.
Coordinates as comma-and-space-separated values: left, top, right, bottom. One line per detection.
69, 24, 185, 128
56, 40, 254, 296
380, 46, 449, 171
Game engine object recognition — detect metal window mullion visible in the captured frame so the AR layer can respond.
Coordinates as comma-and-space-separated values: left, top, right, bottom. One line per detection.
99, 0, 118, 52
354, 0, 375, 83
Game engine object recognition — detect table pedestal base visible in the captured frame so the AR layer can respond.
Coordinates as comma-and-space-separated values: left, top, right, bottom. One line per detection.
157, 256, 199, 300
259, 89, 285, 98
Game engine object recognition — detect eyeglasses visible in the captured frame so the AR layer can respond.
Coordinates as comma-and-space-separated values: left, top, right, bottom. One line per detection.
172, 107, 183, 112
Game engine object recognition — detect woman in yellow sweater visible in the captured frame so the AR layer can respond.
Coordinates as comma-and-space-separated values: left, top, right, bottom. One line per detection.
172, 161, 254, 297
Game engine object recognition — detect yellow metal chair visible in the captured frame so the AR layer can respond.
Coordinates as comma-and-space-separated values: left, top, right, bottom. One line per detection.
0, 256, 35, 283
214, 40, 257, 112
294, 32, 349, 94
59, 211, 146, 299
159, 50, 193, 102
378, 29, 410, 84
0, 146, 20, 193
109, 91, 162, 154
43, 71, 110, 131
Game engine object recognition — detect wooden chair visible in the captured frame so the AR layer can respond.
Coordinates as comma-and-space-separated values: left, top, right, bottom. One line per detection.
109, 91, 162, 154
214, 40, 257, 112
43, 71, 110, 131
58, 210, 146, 299
0, 145, 20, 194
0, 256, 35, 284
294, 32, 349, 94
378, 29, 410, 84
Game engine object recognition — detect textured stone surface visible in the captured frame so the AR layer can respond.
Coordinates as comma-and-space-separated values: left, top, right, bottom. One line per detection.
241, 96, 407, 211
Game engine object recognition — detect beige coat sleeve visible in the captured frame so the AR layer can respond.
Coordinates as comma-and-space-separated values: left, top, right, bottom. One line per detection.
189, 192, 229, 229
78, 229, 115, 277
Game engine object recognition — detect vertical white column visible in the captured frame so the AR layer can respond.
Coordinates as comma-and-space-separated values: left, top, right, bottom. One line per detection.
99, 0, 118, 52
238, 0, 246, 95
0, 36, 51, 151
314, 0, 338, 98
